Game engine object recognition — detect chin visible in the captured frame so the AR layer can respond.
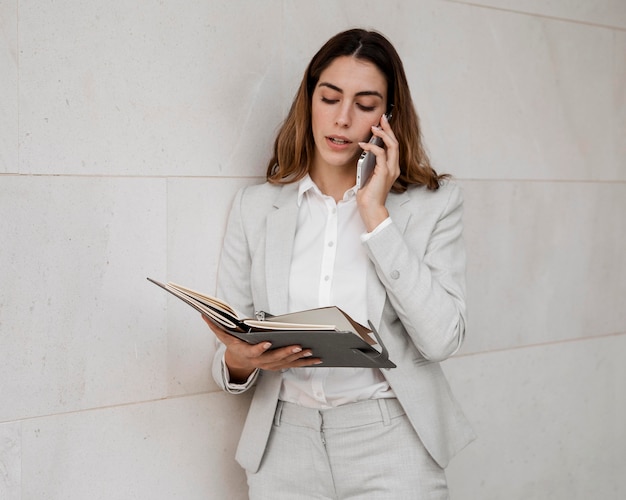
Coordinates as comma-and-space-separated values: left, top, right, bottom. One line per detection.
315, 147, 359, 171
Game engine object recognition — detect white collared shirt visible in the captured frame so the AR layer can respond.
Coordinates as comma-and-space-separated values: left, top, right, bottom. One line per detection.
222, 176, 395, 407
277, 175, 394, 408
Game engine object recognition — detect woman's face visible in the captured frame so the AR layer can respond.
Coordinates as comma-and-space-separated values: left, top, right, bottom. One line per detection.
310, 56, 388, 174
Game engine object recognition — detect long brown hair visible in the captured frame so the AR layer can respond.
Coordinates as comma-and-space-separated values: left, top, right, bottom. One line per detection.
266, 29, 447, 191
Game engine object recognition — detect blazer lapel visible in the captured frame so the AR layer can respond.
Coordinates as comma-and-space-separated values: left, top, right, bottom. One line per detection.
264, 184, 299, 315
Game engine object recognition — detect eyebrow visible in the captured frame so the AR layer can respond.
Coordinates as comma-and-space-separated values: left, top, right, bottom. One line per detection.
318, 82, 384, 100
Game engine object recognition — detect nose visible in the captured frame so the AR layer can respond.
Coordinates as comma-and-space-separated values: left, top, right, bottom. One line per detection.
335, 104, 351, 128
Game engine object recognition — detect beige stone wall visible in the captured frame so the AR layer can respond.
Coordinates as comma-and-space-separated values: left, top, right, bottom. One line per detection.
1, 1, 624, 498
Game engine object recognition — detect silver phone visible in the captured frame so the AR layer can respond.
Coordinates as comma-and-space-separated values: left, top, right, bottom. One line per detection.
355, 111, 393, 189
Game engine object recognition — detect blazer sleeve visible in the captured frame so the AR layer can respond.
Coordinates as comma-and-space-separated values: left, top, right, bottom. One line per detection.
211, 186, 259, 393
363, 182, 467, 361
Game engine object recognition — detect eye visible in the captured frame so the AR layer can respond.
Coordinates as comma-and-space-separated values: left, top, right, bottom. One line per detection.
357, 103, 377, 112
321, 97, 338, 104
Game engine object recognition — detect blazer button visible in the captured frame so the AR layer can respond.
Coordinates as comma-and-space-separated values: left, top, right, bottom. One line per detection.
390, 270, 400, 280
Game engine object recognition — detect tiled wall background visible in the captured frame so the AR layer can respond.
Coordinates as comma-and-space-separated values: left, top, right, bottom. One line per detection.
1, 1, 624, 498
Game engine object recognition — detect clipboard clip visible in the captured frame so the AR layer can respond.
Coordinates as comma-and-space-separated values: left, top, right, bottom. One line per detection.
347, 321, 396, 368
366, 320, 391, 361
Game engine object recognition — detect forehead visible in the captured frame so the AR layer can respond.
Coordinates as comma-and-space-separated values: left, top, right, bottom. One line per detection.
316, 56, 387, 97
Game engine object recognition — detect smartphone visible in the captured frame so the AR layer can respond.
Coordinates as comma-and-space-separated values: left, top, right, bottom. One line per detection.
356, 111, 393, 189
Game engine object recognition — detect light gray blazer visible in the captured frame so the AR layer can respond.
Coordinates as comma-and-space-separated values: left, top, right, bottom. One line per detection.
211, 179, 476, 473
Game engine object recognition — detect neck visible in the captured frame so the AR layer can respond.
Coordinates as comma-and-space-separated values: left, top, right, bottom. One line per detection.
309, 164, 356, 203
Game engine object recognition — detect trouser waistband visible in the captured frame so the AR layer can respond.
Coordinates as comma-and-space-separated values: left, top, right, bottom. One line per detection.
274, 398, 405, 429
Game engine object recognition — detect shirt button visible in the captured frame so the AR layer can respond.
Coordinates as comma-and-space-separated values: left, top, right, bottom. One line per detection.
324, 275, 330, 281
328, 241, 334, 247
390, 270, 400, 280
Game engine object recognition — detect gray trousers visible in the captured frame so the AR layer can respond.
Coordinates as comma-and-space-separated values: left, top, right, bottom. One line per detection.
246, 398, 449, 499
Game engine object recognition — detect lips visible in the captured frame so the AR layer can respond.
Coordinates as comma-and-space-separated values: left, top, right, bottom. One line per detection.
325, 135, 353, 150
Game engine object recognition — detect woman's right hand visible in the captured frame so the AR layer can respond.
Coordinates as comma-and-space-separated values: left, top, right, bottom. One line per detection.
202, 315, 321, 383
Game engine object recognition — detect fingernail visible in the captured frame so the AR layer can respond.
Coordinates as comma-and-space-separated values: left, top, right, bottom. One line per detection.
292, 347, 302, 354
262, 342, 272, 350
302, 351, 313, 357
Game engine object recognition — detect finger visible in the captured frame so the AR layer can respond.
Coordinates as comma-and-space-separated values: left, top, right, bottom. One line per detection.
261, 354, 323, 371
270, 356, 323, 369
252, 341, 274, 357
227, 339, 272, 358
256, 345, 320, 370
369, 122, 399, 181
374, 115, 399, 155
223, 340, 272, 375
358, 138, 384, 157
380, 112, 395, 135
260, 344, 308, 363
358, 138, 389, 177
229, 342, 305, 369
364, 129, 396, 163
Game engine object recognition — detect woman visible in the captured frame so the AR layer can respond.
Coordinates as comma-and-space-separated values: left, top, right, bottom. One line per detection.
205, 29, 475, 499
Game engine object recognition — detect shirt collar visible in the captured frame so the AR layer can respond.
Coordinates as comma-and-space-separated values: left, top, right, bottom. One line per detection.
297, 174, 358, 206
297, 174, 317, 207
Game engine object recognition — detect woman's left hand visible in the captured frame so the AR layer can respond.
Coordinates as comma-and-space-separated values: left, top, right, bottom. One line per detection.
356, 113, 400, 231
